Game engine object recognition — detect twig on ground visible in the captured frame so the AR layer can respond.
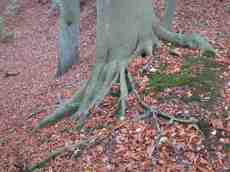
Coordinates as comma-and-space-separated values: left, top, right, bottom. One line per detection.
25, 122, 128, 172
27, 105, 59, 120
24, 130, 108, 172
3, 71, 20, 78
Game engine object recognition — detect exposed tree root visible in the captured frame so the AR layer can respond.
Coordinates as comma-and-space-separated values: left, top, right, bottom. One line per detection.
24, 129, 110, 172
26, 121, 129, 172
36, 60, 121, 130
127, 73, 198, 124
37, 27, 212, 130
152, 16, 215, 56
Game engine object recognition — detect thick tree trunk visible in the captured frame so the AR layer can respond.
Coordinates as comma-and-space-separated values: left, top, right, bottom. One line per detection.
96, 0, 158, 59
56, 0, 80, 77
37, 0, 215, 129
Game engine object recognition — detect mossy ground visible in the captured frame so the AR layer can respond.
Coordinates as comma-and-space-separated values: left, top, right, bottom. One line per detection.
147, 54, 223, 109
146, 53, 227, 138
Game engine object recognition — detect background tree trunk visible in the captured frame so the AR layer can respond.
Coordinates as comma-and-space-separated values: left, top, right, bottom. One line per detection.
56, 0, 80, 77
163, 0, 176, 30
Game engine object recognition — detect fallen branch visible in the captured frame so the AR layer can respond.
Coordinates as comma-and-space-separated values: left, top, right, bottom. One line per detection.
25, 122, 128, 172
24, 130, 109, 172
3, 71, 20, 78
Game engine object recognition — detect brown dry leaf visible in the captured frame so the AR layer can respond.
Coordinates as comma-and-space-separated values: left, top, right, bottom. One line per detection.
212, 119, 224, 129
63, 90, 72, 99
84, 167, 92, 172
217, 56, 230, 65
188, 135, 201, 145
197, 165, 214, 172
147, 141, 155, 158
96, 145, 104, 153
186, 90, 193, 97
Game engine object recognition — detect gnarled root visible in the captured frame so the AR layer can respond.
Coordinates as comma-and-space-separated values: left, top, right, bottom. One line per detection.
152, 17, 215, 57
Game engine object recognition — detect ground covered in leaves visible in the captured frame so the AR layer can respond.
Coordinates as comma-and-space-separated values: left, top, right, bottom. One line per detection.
0, 0, 229, 171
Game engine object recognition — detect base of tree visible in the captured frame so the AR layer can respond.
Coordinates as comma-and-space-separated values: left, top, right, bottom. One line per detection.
36, 21, 214, 130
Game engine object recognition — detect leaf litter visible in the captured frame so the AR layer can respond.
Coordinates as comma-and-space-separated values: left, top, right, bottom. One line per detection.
0, 0, 229, 171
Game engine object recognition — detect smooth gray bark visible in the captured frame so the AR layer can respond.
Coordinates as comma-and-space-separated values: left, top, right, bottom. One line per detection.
96, 0, 158, 61
56, 0, 80, 77
0, 17, 4, 36
163, 0, 176, 30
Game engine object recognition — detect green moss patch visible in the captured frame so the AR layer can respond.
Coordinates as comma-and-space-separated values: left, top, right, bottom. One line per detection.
148, 54, 223, 107
148, 70, 192, 92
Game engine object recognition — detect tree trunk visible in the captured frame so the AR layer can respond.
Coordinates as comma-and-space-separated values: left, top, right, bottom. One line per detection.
37, 0, 215, 129
0, 16, 4, 37
56, 0, 80, 77
163, 0, 176, 30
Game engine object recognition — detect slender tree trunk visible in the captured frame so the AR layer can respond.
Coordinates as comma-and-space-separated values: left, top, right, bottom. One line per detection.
0, 17, 4, 37
163, 0, 176, 30
56, 0, 80, 77
37, 0, 215, 129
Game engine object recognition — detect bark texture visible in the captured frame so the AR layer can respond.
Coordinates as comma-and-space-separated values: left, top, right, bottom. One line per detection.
37, 0, 215, 129
56, 0, 80, 77
163, 0, 176, 30
0, 17, 4, 36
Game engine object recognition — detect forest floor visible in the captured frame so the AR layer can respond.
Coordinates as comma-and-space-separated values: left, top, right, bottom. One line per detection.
0, 0, 229, 171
